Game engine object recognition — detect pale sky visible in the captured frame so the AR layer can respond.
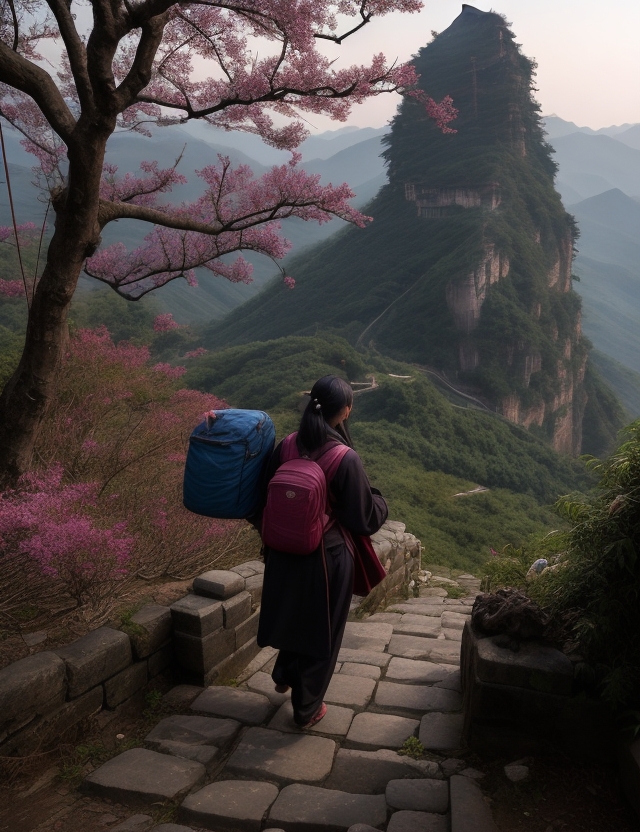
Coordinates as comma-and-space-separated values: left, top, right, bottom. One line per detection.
310, 0, 640, 132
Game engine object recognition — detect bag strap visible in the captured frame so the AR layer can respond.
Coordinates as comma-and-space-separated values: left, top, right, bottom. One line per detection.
280, 432, 350, 484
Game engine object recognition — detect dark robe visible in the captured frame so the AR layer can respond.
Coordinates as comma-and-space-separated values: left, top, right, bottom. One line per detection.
257, 428, 388, 725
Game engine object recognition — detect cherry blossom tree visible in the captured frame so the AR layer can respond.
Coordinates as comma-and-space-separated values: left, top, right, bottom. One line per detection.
0, 0, 456, 484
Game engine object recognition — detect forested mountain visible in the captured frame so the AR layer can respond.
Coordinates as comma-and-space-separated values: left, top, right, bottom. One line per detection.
201, 6, 622, 456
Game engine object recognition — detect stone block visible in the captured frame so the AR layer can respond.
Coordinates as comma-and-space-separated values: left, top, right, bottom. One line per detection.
387, 811, 448, 832
222, 591, 252, 629
365, 613, 403, 625
268, 784, 387, 831
387, 603, 443, 617
0, 685, 103, 756
234, 609, 260, 649
339, 663, 381, 680
346, 712, 419, 750
162, 685, 204, 709
385, 659, 451, 684
340, 632, 390, 652
324, 748, 440, 794
475, 636, 573, 695
191, 686, 273, 724
268, 701, 354, 736
174, 627, 235, 675
325, 674, 376, 709
344, 622, 393, 643
54, 627, 132, 698
434, 669, 461, 692
441, 612, 468, 631
337, 648, 391, 667
246, 671, 291, 706
443, 629, 463, 642
82, 748, 205, 808
104, 661, 148, 709
0, 652, 66, 734
386, 779, 449, 813
193, 570, 245, 600
206, 637, 262, 686
419, 713, 464, 753
449, 775, 499, 832
374, 682, 462, 715
156, 742, 219, 765
395, 615, 442, 638
245, 574, 264, 605
180, 780, 279, 832
231, 563, 262, 578
128, 604, 172, 659
171, 595, 223, 638
146, 714, 241, 750
148, 642, 173, 678
224, 727, 335, 784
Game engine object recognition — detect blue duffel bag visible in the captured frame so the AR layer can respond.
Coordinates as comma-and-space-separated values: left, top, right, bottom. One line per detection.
183, 409, 276, 519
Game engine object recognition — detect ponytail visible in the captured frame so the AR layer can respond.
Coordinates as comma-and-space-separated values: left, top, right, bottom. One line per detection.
298, 375, 354, 452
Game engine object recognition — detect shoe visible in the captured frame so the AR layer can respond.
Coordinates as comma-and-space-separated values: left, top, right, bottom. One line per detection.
274, 683, 290, 694
301, 702, 327, 729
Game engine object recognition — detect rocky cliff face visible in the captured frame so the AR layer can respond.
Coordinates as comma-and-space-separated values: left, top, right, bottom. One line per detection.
385, 5, 589, 453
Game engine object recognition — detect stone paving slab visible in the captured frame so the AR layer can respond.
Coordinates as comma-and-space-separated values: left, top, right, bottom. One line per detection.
365, 613, 403, 625
340, 633, 390, 652
150, 740, 219, 765
339, 663, 381, 680
385, 658, 452, 684
419, 713, 464, 753
268, 701, 354, 736
387, 636, 460, 666
82, 748, 205, 808
443, 628, 463, 642
450, 775, 500, 832
346, 712, 419, 750
386, 604, 444, 617
324, 748, 440, 794
433, 669, 462, 692
191, 687, 273, 724
387, 810, 448, 832
441, 612, 469, 630
224, 727, 336, 785
267, 784, 387, 832
246, 671, 292, 706
394, 615, 442, 638
325, 674, 376, 708
179, 780, 279, 832
337, 648, 391, 667
374, 682, 462, 714
145, 715, 241, 750
385, 779, 449, 813
344, 622, 393, 643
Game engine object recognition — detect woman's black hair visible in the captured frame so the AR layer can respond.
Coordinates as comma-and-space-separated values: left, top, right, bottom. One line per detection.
298, 375, 354, 452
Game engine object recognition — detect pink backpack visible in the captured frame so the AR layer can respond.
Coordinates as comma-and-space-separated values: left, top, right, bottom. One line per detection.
261, 432, 350, 554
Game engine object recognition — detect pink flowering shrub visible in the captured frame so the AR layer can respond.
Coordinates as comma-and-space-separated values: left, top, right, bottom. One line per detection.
3, 327, 252, 622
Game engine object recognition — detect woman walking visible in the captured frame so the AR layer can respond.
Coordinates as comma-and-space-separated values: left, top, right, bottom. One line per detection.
257, 375, 388, 728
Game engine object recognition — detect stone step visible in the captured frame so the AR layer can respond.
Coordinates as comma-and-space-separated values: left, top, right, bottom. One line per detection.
419, 713, 464, 753
82, 748, 205, 808
267, 784, 387, 831
387, 810, 448, 832
179, 780, 279, 832
450, 775, 500, 832
373, 681, 462, 715
339, 662, 382, 680
385, 658, 453, 684
324, 748, 440, 794
191, 686, 274, 724
386, 778, 449, 813
337, 648, 391, 667
268, 701, 354, 736
393, 615, 442, 638
325, 673, 376, 709
387, 635, 461, 665
224, 726, 336, 785
345, 712, 419, 750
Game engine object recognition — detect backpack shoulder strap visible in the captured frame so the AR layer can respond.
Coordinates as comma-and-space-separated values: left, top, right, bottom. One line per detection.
279, 432, 299, 464
314, 442, 350, 484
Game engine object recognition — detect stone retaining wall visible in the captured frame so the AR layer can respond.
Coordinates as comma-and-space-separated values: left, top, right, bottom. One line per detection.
0, 522, 417, 760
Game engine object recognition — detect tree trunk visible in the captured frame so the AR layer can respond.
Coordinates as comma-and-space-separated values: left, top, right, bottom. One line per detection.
0, 128, 108, 487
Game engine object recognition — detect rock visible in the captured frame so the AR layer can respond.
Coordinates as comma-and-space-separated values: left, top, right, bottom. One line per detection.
388, 635, 461, 666
504, 764, 529, 782
339, 663, 381, 680
224, 726, 335, 785
191, 687, 272, 725
385, 659, 452, 684
145, 714, 241, 749
440, 758, 465, 776
475, 635, 573, 695
346, 712, 419, 750
460, 768, 485, 780
161, 685, 204, 709
180, 780, 279, 832
104, 662, 148, 709
441, 612, 469, 631
128, 605, 172, 658
419, 713, 464, 753
337, 648, 391, 667
394, 615, 442, 639
386, 779, 449, 812
193, 570, 245, 600
82, 748, 204, 808
387, 810, 448, 832
21, 631, 48, 647
267, 784, 387, 830
471, 589, 548, 639
0, 652, 66, 733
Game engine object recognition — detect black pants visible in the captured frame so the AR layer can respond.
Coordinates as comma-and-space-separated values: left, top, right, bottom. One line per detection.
271, 543, 353, 725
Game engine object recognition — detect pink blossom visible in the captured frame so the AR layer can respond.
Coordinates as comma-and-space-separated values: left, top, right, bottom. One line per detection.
283, 276, 296, 289
184, 348, 208, 359
153, 363, 187, 379
153, 313, 180, 332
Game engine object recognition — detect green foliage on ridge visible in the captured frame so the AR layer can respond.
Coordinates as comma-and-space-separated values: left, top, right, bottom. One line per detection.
185, 334, 589, 571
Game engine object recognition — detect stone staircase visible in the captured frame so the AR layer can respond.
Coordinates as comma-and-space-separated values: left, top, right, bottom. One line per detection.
81, 576, 499, 832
